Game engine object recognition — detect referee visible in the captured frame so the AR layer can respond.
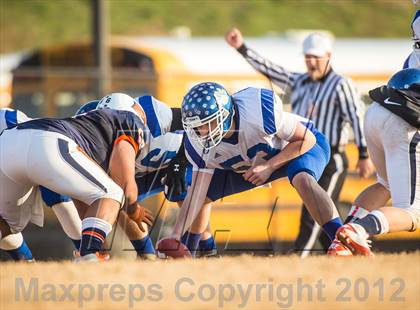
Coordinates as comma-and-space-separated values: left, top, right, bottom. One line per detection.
225, 28, 374, 256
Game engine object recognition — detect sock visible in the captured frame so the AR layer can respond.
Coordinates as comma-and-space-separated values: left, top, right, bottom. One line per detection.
322, 217, 343, 241
131, 236, 155, 255
71, 239, 81, 250
199, 236, 216, 252
80, 217, 112, 256
6, 240, 33, 261
181, 232, 201, 254
344, 205, 370, 224
354, 211, 389, 235
181, 231, 189, 245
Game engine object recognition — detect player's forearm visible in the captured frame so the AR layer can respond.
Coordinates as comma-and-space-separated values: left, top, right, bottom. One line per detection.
268, 138, 315, 170
109, 140, 138, 210
237, 44, 295, 88
172, 172, 212, 239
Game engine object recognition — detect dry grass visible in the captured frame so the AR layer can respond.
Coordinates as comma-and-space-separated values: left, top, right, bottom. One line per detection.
0, 252, 419, 310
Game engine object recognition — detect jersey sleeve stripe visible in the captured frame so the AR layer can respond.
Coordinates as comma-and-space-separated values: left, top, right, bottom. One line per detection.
114, 135, 140, 154
5, 109, 17, 128
185, 136, 206, 169
137, 96, 162, 137
260, 89, 277, 134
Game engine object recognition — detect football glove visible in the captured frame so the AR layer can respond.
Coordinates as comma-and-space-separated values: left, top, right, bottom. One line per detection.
127, 203, 154, 232
163, 138, 188, 200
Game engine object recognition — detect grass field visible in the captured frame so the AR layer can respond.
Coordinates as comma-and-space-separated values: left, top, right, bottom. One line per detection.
1, 252, 418, 310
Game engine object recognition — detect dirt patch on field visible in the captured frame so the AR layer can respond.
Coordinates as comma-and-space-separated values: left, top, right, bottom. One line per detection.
1, 252, 419, 310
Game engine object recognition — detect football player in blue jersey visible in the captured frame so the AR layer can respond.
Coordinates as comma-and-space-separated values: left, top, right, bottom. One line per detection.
159, 82, 347, 257
0, 108, 83, 261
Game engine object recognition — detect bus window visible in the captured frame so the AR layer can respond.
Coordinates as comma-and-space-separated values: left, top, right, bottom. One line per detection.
55, 91, 97, 117
13, 92, 44, 118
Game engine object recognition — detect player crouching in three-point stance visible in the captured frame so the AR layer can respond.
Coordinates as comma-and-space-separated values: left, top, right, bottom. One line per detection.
158, 82, 345, 257
0, 94, 153, 262
329, 68, 420, 256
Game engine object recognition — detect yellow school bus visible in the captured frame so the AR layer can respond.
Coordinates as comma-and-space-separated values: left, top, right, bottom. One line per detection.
9, 36, 418, 253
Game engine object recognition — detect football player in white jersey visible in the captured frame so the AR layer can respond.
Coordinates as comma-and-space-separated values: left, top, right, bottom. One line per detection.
330, 69, 420, 256
158, 82, 346, 257
0, 108, 82, 261
404, 10, 420, 69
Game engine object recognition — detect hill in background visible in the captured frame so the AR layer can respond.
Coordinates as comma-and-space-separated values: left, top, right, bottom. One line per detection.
0, 0, 415, 53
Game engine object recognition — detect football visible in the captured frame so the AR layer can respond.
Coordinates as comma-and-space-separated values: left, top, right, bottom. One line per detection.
156, 238, 192, 259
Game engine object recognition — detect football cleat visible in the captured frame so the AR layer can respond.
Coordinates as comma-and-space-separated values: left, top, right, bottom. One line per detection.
73, 252, 110, 263
195, 248, 219, 258
327, 239, 353, 256
336, 223, 374, 256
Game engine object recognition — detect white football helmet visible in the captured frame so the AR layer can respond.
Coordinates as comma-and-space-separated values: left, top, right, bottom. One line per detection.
96, 93, 138, 114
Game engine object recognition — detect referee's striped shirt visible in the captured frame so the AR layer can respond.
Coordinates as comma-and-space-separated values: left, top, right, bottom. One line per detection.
237, 44, 368, 158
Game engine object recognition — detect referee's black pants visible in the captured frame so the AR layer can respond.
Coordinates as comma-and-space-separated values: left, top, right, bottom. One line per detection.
293, 150, 348, 257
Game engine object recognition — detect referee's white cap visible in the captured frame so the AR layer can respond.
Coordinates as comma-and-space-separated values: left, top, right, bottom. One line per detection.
303, 33, 332, 57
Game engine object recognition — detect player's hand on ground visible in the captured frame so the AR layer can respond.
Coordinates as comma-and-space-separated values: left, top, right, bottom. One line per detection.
127, 204, 154, 232
225, 28, 243, 49
243, 163, 273, 186
356, 158, 375, 178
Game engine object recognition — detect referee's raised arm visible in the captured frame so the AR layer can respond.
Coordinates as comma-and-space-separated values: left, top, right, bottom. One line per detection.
225, 28, 300, 91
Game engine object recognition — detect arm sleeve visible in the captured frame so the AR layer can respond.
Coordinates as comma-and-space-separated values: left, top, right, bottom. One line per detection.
170, 108, 184, 132
275, 110, 298, 141
237, 44, 300, 91
336, 78, 368, 159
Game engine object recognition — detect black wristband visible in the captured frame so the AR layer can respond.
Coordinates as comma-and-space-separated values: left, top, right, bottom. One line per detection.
358, 146, 369, 159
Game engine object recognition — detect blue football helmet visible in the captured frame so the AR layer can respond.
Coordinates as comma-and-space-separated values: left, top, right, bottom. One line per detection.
75, 100, 99, 115
182, 82, 234, 150
388, 68, 420, 101
388, 68, 420, 90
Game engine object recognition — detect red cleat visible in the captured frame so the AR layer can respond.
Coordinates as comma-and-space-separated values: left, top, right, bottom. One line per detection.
336, 223, 374, 256
327, 239, 352, 256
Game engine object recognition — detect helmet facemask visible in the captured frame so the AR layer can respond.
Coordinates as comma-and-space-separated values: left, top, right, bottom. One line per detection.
183, 106, 232, 151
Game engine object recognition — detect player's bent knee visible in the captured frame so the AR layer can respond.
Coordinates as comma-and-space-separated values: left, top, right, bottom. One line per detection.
0, 232, 23, 250
291, 171, 316, 191
405, 208, 420, 232
97, 183, 124, 207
